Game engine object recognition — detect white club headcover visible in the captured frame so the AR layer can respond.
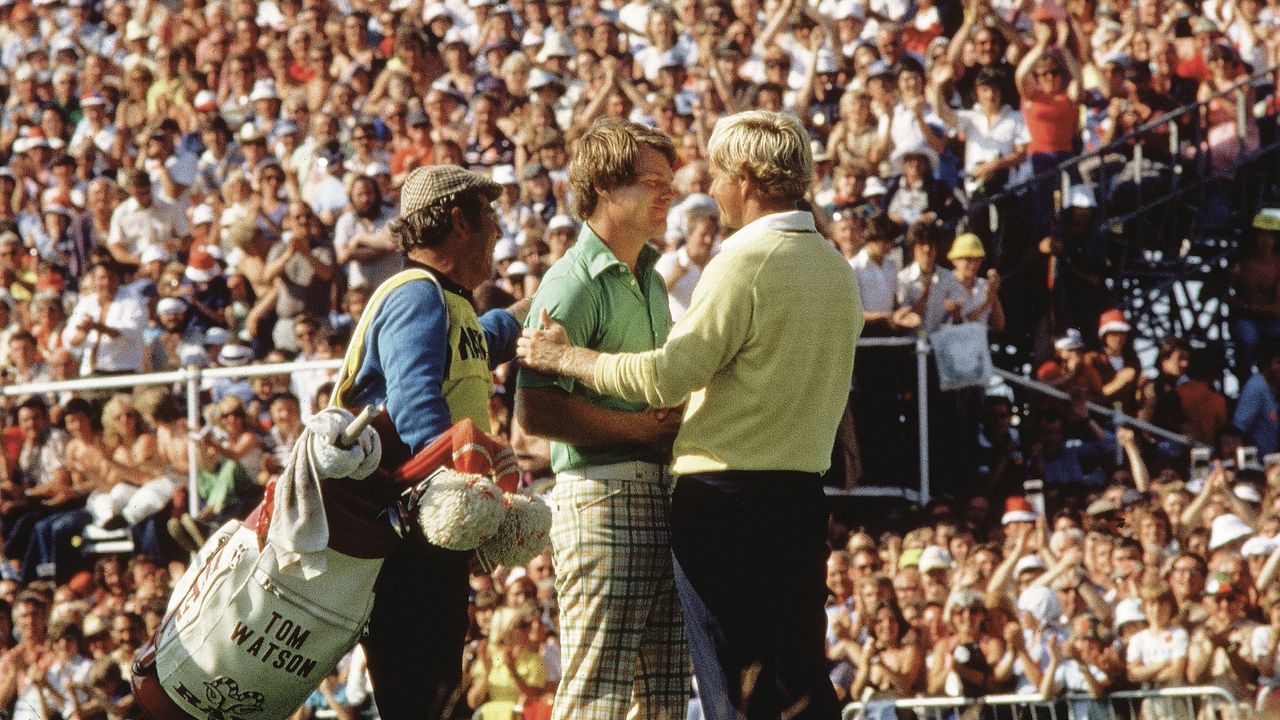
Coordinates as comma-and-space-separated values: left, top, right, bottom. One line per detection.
305, 407, 383, 480
416, 468, 507, 550
477, 491, 553, 568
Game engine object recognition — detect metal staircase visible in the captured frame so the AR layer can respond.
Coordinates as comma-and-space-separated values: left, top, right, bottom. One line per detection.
964, 63, 1280, 386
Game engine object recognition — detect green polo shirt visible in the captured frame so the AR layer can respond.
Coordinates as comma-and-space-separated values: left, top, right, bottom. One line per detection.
517, 224, 672, 472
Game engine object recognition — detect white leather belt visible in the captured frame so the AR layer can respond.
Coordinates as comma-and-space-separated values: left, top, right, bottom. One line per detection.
558, 461, 668, 483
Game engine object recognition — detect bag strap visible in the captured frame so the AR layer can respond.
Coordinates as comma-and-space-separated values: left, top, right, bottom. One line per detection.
330, 268, 448, 409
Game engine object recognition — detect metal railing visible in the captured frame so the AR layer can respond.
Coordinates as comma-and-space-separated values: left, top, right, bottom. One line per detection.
967, 59, 1280, 235
0, 346, 1196, 514
843, 685, 1251, 720
831, 337, 1198, 506
1, 358, 343, 515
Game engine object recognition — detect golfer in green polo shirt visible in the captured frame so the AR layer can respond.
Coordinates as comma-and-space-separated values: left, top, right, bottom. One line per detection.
515, 118, 689, 720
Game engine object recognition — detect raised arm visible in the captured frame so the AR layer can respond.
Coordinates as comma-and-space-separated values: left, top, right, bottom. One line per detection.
756, 0, 798, 53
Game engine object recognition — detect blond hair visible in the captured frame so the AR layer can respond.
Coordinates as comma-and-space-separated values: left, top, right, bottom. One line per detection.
569, 118, 676, 220
707, 111, 812, 203
101, 394, 137, 451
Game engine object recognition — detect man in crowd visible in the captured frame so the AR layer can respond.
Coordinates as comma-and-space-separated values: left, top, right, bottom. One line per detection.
519, 110, 862, 720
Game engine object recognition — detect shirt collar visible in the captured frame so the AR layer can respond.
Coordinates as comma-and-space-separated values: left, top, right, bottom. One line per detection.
722, 210, 817, 251
577, 223, 660, 279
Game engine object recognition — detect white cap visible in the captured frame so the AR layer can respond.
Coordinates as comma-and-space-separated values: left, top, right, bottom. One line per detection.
1234, 483, 1263, 504
249, 79, 280, 102
443, 27, 468, 46
506, 261, 530, 277
238, 123, 266, 144
832, 0, 864, 20
537, 33, 575, 62
1241, 535, 1278, 558
1054, 328, 1085, 351
202, 326, 232, 346
422, 3, 451, 22
491, 165, 519, 186
156, 297, 188, 315
191, 204, 215, 225
918, 546, 953, 573
218, 343, 254, 366
178, 345, 209, 368
863, 176, 887, 197
814, 48, 839, 74
1067, 184, 1097, 209
193, 89, 218, 111
140, 245, 173, 265
528, 69, 562, 91
547, 214, 576, 232
364, 161, 391, 177
1209, 513, 1254, 551
1113, 598, 1145, 630
493, 239, 518, 262
1014, 555, 1047, 576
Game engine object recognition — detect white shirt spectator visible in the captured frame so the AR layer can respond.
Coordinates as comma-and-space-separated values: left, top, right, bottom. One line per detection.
850, 248, 899, 314
883, 102, 945, 165
333, 204, 401, 289
957, 276, 995, 324
1126, 626, 1189, 668
1250, 625, 1280, 683
106, 196, 190, 260
146, 151, 201, 205
655, 247, 704, 322
898, 263, 967, 333
304, 172, 350, 218
12, 655, 91, 720
64, 288, 150, 374
954, 104, 1029, 194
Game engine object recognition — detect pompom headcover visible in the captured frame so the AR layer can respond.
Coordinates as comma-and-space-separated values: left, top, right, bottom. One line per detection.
414, 468, 507, 550
478, 491, 553, 568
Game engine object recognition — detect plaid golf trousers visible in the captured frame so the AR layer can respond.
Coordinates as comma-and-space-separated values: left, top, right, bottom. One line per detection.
549, 462, 690, 720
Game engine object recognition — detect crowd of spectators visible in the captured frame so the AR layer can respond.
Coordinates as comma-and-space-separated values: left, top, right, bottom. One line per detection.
0, 0, 1279, 715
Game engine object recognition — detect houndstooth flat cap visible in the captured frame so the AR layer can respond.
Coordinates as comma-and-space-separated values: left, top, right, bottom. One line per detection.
399, 164, 502, 217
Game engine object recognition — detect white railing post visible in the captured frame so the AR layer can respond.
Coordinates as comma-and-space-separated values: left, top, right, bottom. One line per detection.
1237, 89, 1248, 143
185, 364, 202, 517
916, 335, 930, 505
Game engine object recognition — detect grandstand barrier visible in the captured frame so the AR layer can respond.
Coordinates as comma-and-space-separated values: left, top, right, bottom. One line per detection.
827, 338, 1199, 507
842, 685, 1252, 720
0, 358, 343, 524
0, 348, 1197, 536
967, 59, 1280, 238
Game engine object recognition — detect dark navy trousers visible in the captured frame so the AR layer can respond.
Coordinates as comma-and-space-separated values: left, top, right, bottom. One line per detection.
670, 471, 840, 720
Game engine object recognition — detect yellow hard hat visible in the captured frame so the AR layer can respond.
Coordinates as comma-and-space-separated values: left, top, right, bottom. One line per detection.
1253, 209, 1280, 232
947, 232, 986, 260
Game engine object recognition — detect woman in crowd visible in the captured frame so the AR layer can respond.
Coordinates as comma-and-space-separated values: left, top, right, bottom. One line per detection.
927, 590, 1006, 698
466, 606, 548, 720
850, 598, 923, 708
